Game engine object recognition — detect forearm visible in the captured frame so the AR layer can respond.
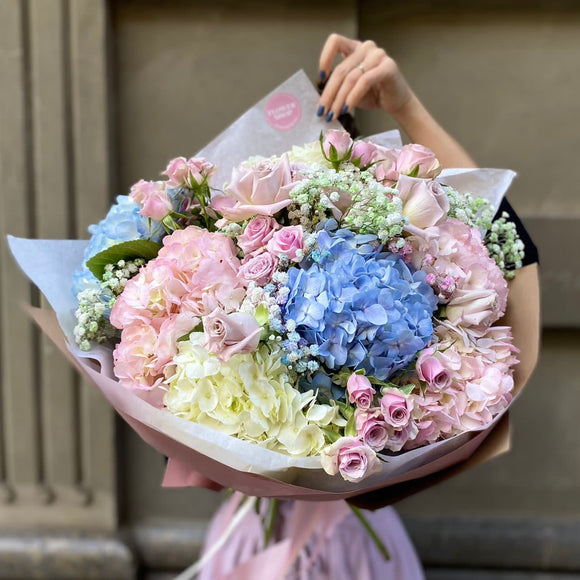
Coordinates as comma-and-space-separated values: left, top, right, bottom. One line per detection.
391, 92, 477, 169
500, 263, 541, 392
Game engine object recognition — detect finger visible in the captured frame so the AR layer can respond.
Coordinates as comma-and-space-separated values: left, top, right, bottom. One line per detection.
318, 33, 360, 82
318, 40, 374, 120
328, 47, 387, 117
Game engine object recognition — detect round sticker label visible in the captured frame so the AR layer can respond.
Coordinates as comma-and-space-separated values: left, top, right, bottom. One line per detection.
264, 92, 301, 131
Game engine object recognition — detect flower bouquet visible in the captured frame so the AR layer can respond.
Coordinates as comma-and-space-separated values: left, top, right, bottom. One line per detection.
9, 71, 525, 501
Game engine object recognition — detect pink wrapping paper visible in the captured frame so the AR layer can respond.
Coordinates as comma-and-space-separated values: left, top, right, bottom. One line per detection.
25, 306, 510, 502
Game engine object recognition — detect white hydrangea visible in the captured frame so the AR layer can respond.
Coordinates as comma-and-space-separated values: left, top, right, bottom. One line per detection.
164, 333, 330, 457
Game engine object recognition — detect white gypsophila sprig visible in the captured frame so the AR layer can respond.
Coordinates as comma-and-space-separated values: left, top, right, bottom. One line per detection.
288, 166, 405, 242
342, 170, 406, 242
73, 258, 145, 350
73, 288, 118, 351
446, 187, 494, 231
485, 212, 525, 278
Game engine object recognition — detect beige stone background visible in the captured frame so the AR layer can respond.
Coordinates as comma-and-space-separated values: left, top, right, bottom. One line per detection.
1, 1, 579, 578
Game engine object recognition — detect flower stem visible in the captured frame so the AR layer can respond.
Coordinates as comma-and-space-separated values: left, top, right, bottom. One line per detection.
348, 504, 390, 560
264, 498, 279, 546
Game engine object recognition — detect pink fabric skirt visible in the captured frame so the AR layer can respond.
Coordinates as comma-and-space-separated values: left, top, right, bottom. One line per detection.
199, 495, 425, 580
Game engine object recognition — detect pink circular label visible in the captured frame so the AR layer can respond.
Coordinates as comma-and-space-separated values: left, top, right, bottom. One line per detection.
264, 92, 301, 131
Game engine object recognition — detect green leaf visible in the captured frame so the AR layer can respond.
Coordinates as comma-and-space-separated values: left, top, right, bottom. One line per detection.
407, 164, 420, 178
86, 239, 162, 280
321, 427, 341, 444
254, 304, 269, 326
399, 384, 416, 396
345, 410, 357, 437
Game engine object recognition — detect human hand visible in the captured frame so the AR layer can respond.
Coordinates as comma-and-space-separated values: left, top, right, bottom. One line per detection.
317, 33, 414, 122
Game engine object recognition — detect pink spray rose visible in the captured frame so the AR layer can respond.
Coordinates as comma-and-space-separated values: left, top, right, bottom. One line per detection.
396, 143, 441, 178
380, 388, 412, 429
163, 156, 215, 188
129, 180, 173, 221
350, 140, 381, 167
211, 155, 297, 221
355, 409, 389, 452
237, 216, 280, 254
322, 129, 353, 160
238, 253, 278, 286
320, 437, 381, 482
373, 148, 400, 184
397, 175, 449, 229
266, 225, 304, 262
346, 373, 376, 410
202, 308, 262, 362
416, 347, 454, 390
384, 421, 419, 453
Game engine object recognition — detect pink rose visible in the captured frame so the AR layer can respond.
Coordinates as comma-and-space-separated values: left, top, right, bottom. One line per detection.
446, 287, 500, 328
238, 253, 278, 285
397, 144, 441, 178
163, 156, 215, 188
129, 180, 173, 221
211, 155, 296, 221
350, 140, 380, 167
355, 409, 389, 452
322, 129, 353, 161
397, 175, 449, 229
346, 373, 376, 410
384, 422, 419, 453
202, 308, 262, 362
266, 226, 304, 262
416, 347, 453, 390
373, 148, 400, 184
320, 437, 381, 482
237, 216, 280, 254
380, 388, 412, 429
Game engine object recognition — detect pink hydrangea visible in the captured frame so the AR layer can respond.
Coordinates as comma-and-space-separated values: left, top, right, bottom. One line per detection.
402, 323, 518, 450
409, 219, 508, 328
110, 226, 250, 391
113, 322, 164, 390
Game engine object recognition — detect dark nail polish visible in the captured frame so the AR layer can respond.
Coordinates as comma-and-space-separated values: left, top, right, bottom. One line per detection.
325, 111, 334, 122
340, 104, 348, 115
319, 70, 326, 81
316, 104, 325, 117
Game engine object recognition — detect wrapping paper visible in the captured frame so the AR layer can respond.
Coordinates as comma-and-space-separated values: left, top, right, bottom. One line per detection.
8, 70, 519, 501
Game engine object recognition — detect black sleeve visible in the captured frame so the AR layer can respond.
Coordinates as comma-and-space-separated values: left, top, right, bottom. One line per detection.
493, 197, 539, 266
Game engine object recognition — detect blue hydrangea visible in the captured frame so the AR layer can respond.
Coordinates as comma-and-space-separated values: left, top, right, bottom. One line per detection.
72, 195, 165, 296
283, 229, 438, 381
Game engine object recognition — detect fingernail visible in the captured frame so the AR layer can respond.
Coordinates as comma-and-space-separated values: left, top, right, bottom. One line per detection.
319, 70, 326, 81
316, 104, 325, 117
340, 104, 348, 115
325, 111, 334, 122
